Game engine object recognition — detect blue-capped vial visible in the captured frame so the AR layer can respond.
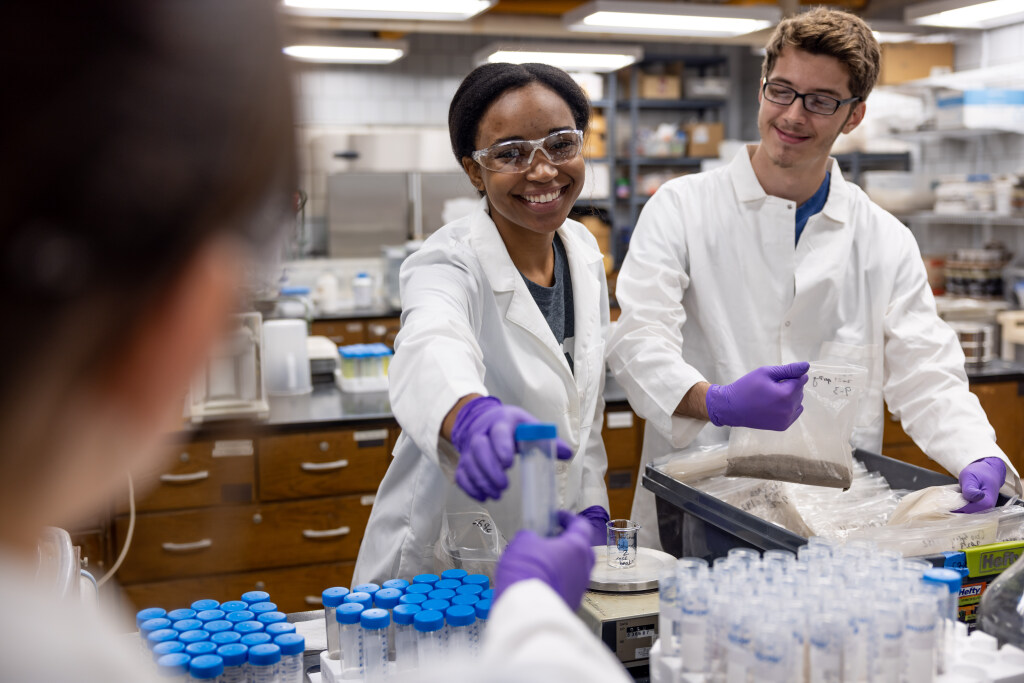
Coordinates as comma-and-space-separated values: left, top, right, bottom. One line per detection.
399, 593, 427, 606
248, 643, 281, 683
393, 604, 422, 673
234, 620, 265, 635
361, 609, 390, 683
167, 608, 198, 623
147, 629, 180, 650
474, 599, 492, 644
137, 607, 167, 628
172, 619, 203, 634
179, 629, 210, 645
141, 617, 173, 639
156, 652, 191, 680
428, 588, 456, 602
481, 588, 494, 601
405, 583, 432, 596
435, 579, 461, 592
240, 632, 272, 648
248, 601, 277, 616
256, 611, 287, 626
196, 609, 226, 624
516, 422, 558, 537
202, 620, 233, 636
456, 584, 484, 596
210, 631, 241, 646
374, 587, 402, 610
353, 583, 380, 598
414, 610, 445, 669
188, 653, 224, 680
322, 586, 351, 657
441, 568, 469, 583
241, 590, 270, 605
225, 610, 255, 624
275, 633, 306, 683
191, 599, 220, 612
463, 574, 490, 589
413, 574, 440, 587
452, 594, 479, 607
421, 599, 450, 613
445, 605, 476, 658
265, 622, 296, 637
337, 603, 365, 679
383, 578, 409, 593
344, 592, 373, 610
152, 640, 186, 661
219, 600, 249, 614
216, 643, 248, 681
184, 641, 217, 657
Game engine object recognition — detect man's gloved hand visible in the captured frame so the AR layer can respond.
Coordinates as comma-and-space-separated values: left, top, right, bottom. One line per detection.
451, 396, 572, 502
578, 505, 610, 546
494, 510, 595, 609
705, 362, 810, 431
954, 457, 1007, 513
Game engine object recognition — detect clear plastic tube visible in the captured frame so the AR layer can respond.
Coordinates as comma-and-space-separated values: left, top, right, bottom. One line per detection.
448, 623, 474, 658
753, 622, 791, 683
809, 609, 843, 683
361, 608, 389, 683
395, 621, 419, 672
339, 621, 363, 679
658, 564, 680, 658
904, 594, 938, 683
516, 423, 557, 537
872, 604, 904, 683
724, 599, 752, 683
417, 627, 446, 668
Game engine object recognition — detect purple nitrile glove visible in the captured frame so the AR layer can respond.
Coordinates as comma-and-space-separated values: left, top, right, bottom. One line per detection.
954, 457, 1007, 514
705, 362, 810, 431
493, 510, 595, 609
579, 505, 610, 546
451, 396, 573, 502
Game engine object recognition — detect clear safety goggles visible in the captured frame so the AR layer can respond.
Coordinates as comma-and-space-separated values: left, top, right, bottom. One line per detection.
471, 129, 584, 174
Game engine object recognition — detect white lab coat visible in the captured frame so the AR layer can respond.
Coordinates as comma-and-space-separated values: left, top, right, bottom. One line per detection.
353, 198, 610, 584
392, 579, 632, 683
608, 145, 1021, 550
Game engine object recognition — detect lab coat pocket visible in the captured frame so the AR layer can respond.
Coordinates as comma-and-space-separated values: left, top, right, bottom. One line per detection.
818, 341, 883, 445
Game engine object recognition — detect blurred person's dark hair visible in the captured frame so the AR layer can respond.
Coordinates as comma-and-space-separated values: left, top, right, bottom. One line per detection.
0, 0, 295, 477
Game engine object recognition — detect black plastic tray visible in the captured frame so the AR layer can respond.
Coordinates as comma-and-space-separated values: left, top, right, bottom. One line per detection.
643, 448, 958, 562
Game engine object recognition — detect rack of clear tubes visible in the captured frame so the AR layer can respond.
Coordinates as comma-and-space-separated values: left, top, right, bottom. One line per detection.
646, 538, 1024, 683
319, 569, 493, 682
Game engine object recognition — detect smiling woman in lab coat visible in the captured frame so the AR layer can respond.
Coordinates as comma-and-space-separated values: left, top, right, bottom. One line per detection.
354, 63, 611, 584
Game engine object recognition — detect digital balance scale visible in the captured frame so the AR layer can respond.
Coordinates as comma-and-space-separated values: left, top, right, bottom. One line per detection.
578, 546, 676, 670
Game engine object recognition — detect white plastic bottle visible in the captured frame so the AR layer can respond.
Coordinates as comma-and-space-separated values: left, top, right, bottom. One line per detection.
215, 643, 248, 683
392, 604, 421, 673
247, 643, 281, 683
445, 605, 476, 659
274, 633, 305, 683
414, 609, 446, 670
353, 272, 373, 308
336, 603, 365, 680
360, 608, 390, 682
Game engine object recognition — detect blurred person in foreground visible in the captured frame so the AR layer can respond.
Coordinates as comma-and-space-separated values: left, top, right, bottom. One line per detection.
0, 2, 628, 681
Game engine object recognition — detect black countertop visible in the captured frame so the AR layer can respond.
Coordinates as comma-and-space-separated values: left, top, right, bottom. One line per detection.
179, 362, 1023, 440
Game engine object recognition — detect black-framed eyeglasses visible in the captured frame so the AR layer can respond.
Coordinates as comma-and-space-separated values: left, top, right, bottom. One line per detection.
762, 81, 860, 116
471, 129, 584, 174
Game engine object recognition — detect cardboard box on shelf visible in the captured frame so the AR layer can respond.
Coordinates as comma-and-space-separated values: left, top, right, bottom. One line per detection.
879, 42, 954, 85
569, 71, 604, 102
685, 77, 730, 99
635, 61, 684, 100
685, 122, 724, 158
584, 112, 607, 158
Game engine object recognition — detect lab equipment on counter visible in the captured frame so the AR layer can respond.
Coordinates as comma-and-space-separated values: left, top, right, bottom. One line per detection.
263, 319, 313, 396
188, 654, 223, 681
322, 586, 350, 657
473, 600, 490, 644
216, 643, 248, 683
156, 652, 191, 681
241, 591, 270, 605
186, 312, 269, 422
335, 343, 392, 393
184, 641, 217, 658
445, 605, 477, 659
393, 604, 422, 673
360, 608, 390, 682
516, 423, 557, 537
413, 609, 446, 670
336, 603, 365, 679
248, 643, 281, 683
606, 519, 641, 569
274, 633, 305, 683
352, 272, 374, 308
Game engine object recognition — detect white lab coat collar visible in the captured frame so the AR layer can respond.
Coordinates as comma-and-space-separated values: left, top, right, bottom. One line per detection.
728, 145, 852, 225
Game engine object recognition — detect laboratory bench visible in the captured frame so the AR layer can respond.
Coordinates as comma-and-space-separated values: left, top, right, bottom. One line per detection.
101, 378, 644, 618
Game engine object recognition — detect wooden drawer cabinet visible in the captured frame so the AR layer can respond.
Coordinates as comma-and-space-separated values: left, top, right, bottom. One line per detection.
119, 439, 255, 513
311, 321, 365, 346
115, 494, 374, 583
258, 429, 389, 501
364, 317, 401, 348
122, 561, 355, 615
602, 407, 643, 521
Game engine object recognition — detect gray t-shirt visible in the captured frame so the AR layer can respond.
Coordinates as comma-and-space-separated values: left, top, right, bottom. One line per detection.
521, 234, 575, 373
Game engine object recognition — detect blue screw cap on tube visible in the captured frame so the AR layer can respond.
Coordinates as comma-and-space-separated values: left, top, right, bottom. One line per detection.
211, 631, 241, 646
141, 618, 172, 636
147, 629, 179, 649
428, 588, 456, 602
151, 640, 185, 661
383, 578, 409, 592
166, 608, 197, 622
248, 601, 277, 615
179, 629, 210, 645
241, 590, 270, 605
185, 641, 218, 657
217, 643, 248, 667
344, 592, 373, 609
421, 599, 450, 612
257, 611, 287, 625
337, 603, 365, 625
196, 609, 226, 623
456, 584, 483, 596
481, 589, 494, 601
189, 654, 224, 680
241, 633, 272, 648
515, 423, 556, 440
923, 567, 963, 594
393, 604, 422, 625
234, 620, 265, 635
225, 610, 254, 624
191, 599, 220, 612
172, 619, 203, 633
136, 607, 167, 627
353, 583, 380, 596
360, 608, 390, 630
405, 584, 432, 595
219, 601, 248, 613
413, 609, 445, 633
374, 587, 403, 609
322, 587, 350, 607
248, 643, 281, 666
435, 579, 461, 591
464, 574, 490, 589
275, 633, 306, 655
265, 622, 296, 637
400, 593, 427, 606
445, 605, 476, 627
203, 620, 233, 635
413, 573, 440, 586
441, 568, 468, 582
156, 653, 191, 677
452, 594, 479, 607
475, 599, 492, 621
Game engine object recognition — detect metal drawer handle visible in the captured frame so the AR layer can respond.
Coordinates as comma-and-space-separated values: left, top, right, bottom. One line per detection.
162, 539, 212, 553
305, 595, 324, 606
302, 525, 350, 539
300, 459, 349, 473
160, 470, 210, 484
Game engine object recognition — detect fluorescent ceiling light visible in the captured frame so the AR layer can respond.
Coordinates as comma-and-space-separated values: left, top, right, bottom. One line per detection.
282, 0, 495, 21
474, 43, 642, 73
564, 1, 780, 38
906, 0, 1024, 29
283, 40, 407, 64
873, 31, 919, 43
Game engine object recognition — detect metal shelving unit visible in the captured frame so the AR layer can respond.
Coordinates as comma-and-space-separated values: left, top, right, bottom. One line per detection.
832, 151, 912, 186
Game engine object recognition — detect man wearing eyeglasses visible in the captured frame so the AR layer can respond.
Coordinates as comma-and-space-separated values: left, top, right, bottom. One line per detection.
608, 6, 1021, 553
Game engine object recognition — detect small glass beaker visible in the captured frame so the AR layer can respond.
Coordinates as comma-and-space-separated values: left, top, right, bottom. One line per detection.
606, 519, 640, 569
